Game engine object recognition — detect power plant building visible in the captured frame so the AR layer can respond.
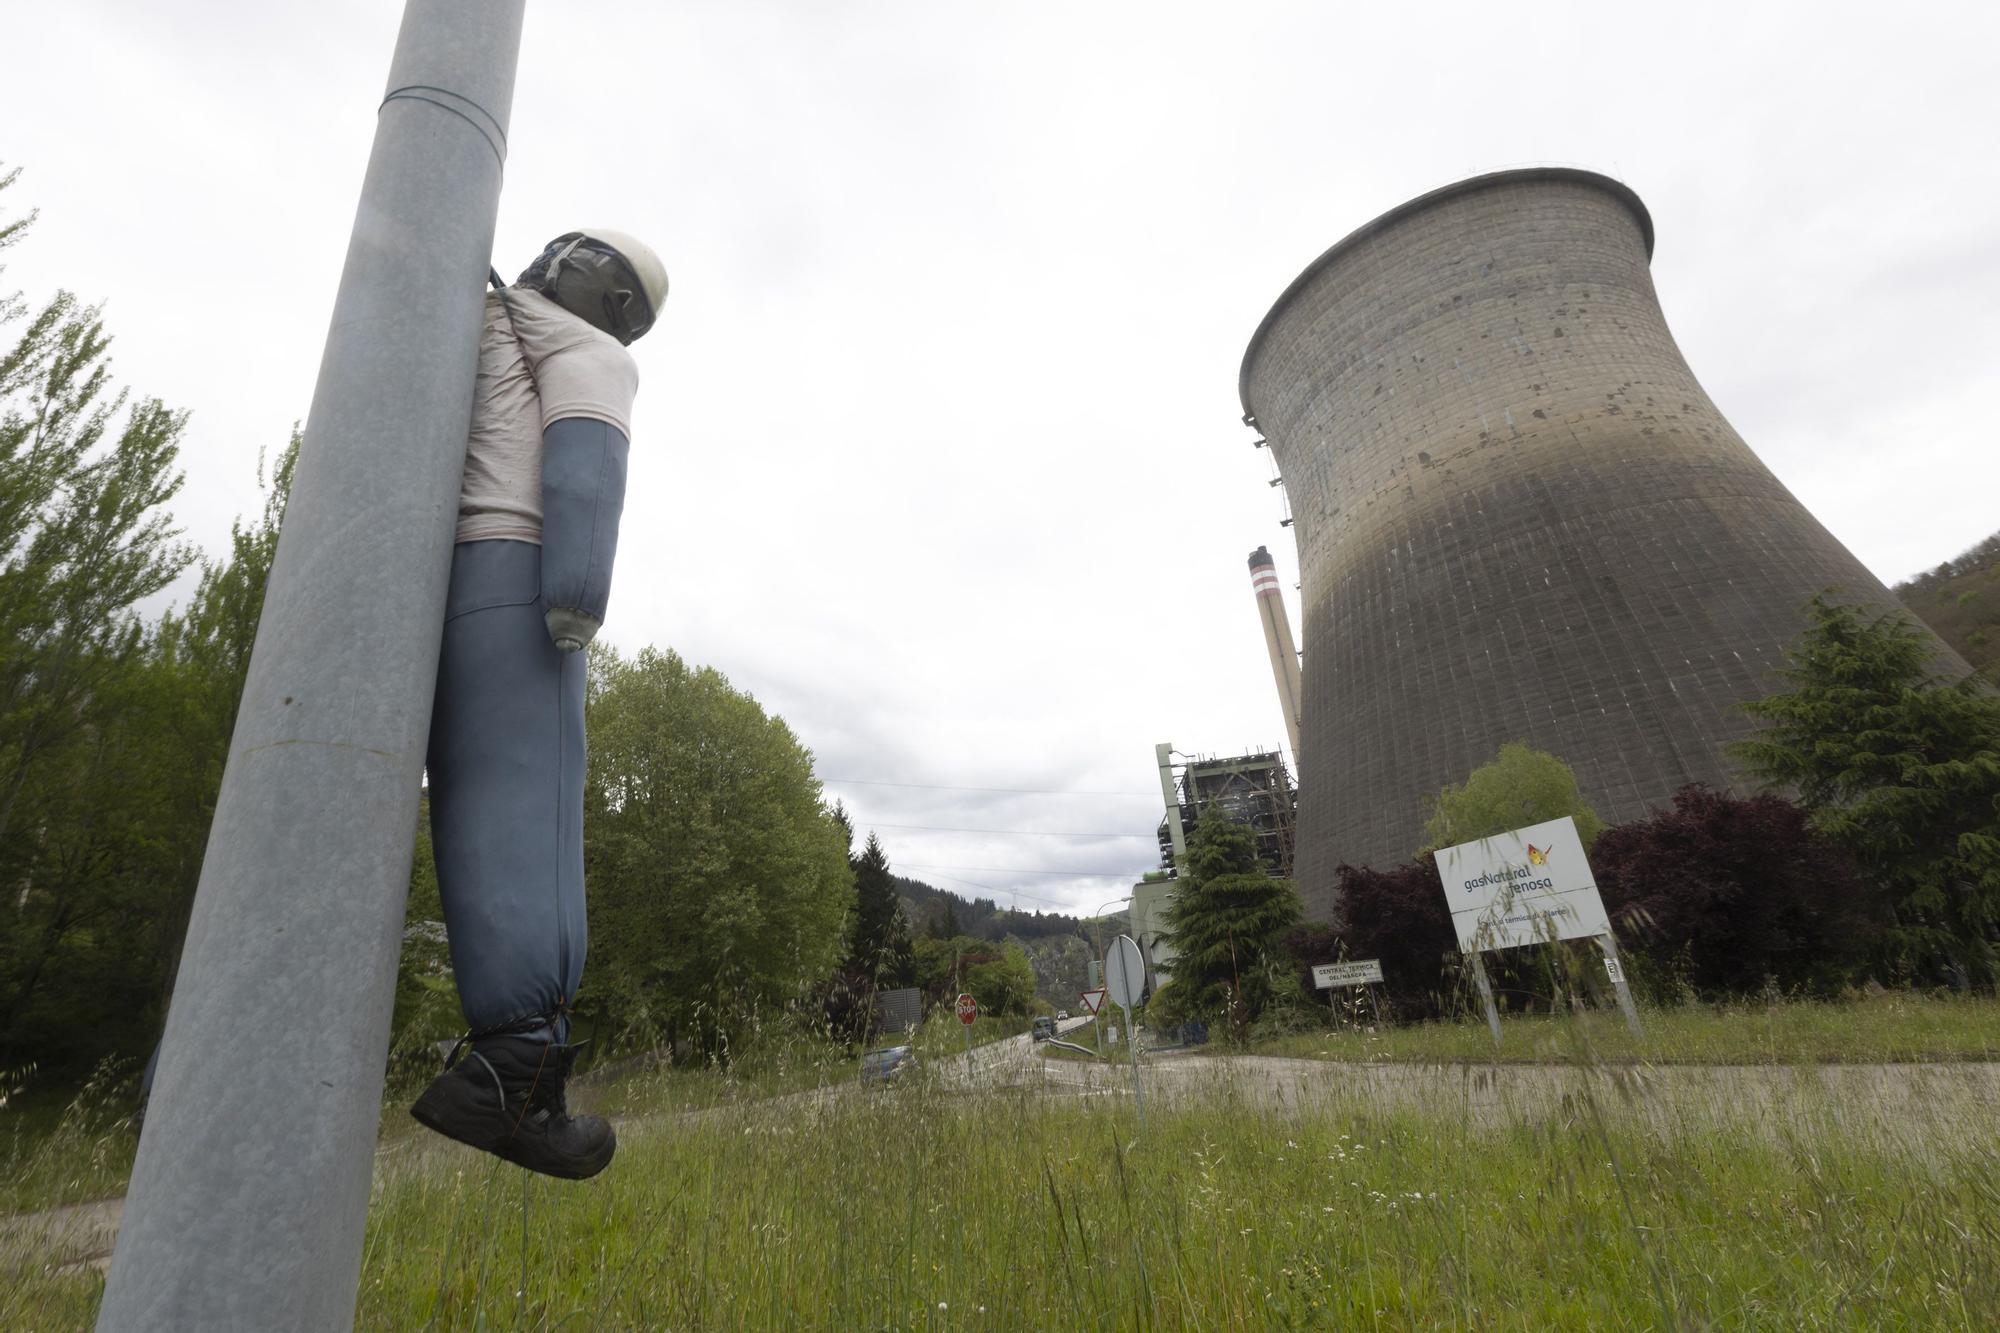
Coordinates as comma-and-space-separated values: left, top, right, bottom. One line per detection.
1240, 168, 1966, 921
1155, 749, 1297, 878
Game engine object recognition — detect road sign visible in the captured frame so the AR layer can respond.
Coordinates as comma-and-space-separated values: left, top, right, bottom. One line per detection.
954, 992, 978, 1025
1434, 816, 1610, 952
1078, 987, 1106, 1015
1103, 934, 1148, 1129
1105, 935, 1145, 1009
1431, 816, 1641, 1043
1312, 960, 1384, 989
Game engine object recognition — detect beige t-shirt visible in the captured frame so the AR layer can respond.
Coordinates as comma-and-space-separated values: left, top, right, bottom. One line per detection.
456, 288, 639, 544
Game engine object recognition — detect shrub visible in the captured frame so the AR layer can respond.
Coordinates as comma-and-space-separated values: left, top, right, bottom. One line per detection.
1593, 785, 1875, 997
1329, 860, 1460, 1019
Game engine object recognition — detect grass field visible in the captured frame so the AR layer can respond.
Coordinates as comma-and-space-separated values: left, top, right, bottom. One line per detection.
1033, 991, 2000, 1069
0, 1011, 1032, 1217
4, 996, 1996, 1328
1256, 989, 2000, 1065
7, 1061, 1995, 1328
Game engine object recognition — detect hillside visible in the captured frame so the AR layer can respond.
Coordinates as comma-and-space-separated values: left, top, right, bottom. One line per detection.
1895, 529, 2000, 681
893, 874, 1118, 1003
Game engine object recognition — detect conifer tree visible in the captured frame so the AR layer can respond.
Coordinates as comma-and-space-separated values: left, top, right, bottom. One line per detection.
1735, 595, 2000, 982
1158, 807, 1301, 1030
848, 832, 914, 988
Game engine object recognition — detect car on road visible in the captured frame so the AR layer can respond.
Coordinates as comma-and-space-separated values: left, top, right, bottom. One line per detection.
1030, 1016, 1058, 1042
860, 1045, 916, 1086
1055, 1010, 1069, 1020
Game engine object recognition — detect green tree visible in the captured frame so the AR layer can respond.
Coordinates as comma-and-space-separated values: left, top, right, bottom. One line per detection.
582, 645, 854, 1055
1157, 808, 1302, 1031
925, 893, 961, 941
0, 168, 198, 1068
0, 431, 297, 1070
965, 940, 1037, 1016
1734, 595, 2000, 982
0, 166, 192, 856
847, 832, 914, 988
910, 933, 1034, 1015
1420, 742, 1606, 854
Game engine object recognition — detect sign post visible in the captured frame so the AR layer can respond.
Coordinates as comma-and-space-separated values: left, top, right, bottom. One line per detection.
1433, 815, 1642, 1046
1104, 935, 1147, 1128
1596, 934, 1642, 1038
1467, 953, 1503, 1046
955, 992, 977, 1079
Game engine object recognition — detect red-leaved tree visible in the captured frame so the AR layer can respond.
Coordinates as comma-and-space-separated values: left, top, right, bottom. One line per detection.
1593, 785, 1876, 997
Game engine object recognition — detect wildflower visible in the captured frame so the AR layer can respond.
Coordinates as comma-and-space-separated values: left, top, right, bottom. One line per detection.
939, 1302, 948, 1311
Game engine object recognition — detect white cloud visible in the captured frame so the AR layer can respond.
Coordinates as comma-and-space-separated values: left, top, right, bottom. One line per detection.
5, 0, 1995, 914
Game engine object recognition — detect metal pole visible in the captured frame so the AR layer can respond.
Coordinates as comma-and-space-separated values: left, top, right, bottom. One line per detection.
1124, 1002, 1146, 1129
964, 1014, 973, 1080
1469, 952, 1503, 1048
1597, 934, 1644, 1039
97, 5, 523, 1329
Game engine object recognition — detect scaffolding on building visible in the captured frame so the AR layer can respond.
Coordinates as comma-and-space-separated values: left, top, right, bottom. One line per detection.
1155, 749, 1297, 878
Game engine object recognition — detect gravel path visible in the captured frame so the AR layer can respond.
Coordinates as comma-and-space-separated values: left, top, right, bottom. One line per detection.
1031, 1049, 2000, 1144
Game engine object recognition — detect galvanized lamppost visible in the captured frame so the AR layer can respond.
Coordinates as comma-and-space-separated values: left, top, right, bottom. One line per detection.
97, 4, 524, 1329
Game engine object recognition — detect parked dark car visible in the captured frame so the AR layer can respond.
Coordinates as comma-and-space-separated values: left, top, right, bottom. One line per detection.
1030, 1016, 1058, 1042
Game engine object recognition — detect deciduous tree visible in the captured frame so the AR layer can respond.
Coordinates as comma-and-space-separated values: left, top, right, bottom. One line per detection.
1419, 742, 1605, 855
581, 646, 854, 1054
1592, 785, 1873, 997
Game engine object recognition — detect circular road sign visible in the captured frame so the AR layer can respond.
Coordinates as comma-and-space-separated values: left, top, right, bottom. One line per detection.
1105, 935, 1146, 1010
955, 992, 978, 1025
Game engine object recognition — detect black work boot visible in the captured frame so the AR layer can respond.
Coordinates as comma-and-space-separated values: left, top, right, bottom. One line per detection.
410, 1036, 615, 1180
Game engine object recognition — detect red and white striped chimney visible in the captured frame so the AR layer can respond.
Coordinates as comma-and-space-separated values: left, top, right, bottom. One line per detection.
1249, 546, 1304, 763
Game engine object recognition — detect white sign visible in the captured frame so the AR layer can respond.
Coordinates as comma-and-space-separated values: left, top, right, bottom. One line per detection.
1078, 987, 1107, 1015
1313, 960, 1384, 989
1105, 935, 1146, 1009
1433, 815, 1611, 952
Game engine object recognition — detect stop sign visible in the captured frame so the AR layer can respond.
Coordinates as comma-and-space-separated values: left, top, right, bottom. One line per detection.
955, 992, 978, 1025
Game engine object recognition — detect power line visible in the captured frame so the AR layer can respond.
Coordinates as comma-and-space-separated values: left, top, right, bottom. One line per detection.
864, 821, 1154, 839
913, 871, 1074, 910
900, 862, 1143, 880
823, 777, 1159, 798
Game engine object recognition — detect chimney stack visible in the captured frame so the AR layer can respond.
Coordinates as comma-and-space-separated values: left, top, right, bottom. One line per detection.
1248, 546, 1304, 763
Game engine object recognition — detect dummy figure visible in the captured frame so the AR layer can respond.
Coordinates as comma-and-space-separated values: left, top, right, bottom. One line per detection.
409, 229, 667, 1180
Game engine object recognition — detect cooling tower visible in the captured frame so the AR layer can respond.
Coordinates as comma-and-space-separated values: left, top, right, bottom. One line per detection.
1240, 168, 1961, 921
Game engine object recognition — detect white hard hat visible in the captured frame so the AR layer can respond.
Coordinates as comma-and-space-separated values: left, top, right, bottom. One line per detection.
577, 227, 668, 323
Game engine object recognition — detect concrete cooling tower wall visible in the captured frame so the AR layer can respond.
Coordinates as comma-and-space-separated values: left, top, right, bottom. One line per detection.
1239, 168, 1963, 922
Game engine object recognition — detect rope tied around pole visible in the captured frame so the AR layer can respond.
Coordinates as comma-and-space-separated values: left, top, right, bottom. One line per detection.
380, 84, 509, 169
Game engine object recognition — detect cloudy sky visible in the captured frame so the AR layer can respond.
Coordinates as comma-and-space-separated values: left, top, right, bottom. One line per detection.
4, 0, 1997, 917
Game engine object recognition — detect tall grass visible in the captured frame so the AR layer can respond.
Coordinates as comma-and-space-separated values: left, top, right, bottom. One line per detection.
1259, 988, 2000, 1065
0, 1060, 138, 1216
8, 1056, 1997, 1329
5, 997, 1997, 1328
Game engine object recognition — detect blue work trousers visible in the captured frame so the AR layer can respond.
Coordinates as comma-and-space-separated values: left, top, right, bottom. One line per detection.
426, 539, 587, 1041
